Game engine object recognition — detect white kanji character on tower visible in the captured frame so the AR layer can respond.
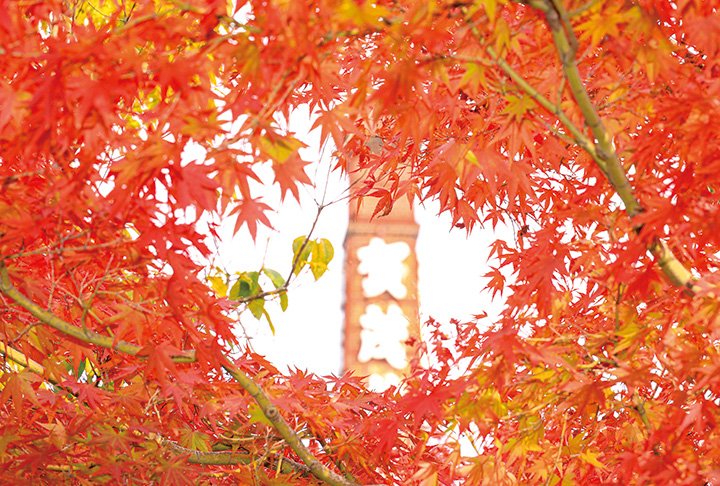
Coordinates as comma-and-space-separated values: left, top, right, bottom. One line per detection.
357, 304, 409, 369
357, 237, 410, 299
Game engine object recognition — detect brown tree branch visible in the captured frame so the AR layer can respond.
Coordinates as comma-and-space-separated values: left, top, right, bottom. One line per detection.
497, 1, 702, 294
0, 341, 49, 378
166, 440, 311, 474
0, 260, 364, 486
0, 345, 308, 472
0, 262, 196, 363
222, 363, 363, 486
481, 48, 605, 173
541, 1, 641, 217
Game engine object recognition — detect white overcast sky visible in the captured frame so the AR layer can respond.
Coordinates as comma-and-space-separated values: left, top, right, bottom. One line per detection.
205, 106, 511, 376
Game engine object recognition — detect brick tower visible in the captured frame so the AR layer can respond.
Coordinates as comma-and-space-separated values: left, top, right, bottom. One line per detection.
342, 139, 420, 390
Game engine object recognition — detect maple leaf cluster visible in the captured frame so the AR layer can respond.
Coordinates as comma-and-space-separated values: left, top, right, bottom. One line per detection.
1, 0, 720, 485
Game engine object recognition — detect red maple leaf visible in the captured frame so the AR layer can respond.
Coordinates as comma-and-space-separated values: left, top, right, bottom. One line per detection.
229, 197, 273, 239
272, 153, 312, 201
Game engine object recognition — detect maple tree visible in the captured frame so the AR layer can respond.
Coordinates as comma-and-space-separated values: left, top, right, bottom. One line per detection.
2, 0, 720, 484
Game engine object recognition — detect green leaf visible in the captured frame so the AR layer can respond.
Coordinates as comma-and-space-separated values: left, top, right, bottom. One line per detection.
310, 238, 334, 280
279, 291, 288, 312
229, 271, 261, 301
313, 238, 334, 264
309, 261, 328, 280
248, 298, 265, 320
262, 309, 275, 335
291, 237, 333, 279
292, 236, 314, 276
263, 268, 285, 289
228, 280, 241, 300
